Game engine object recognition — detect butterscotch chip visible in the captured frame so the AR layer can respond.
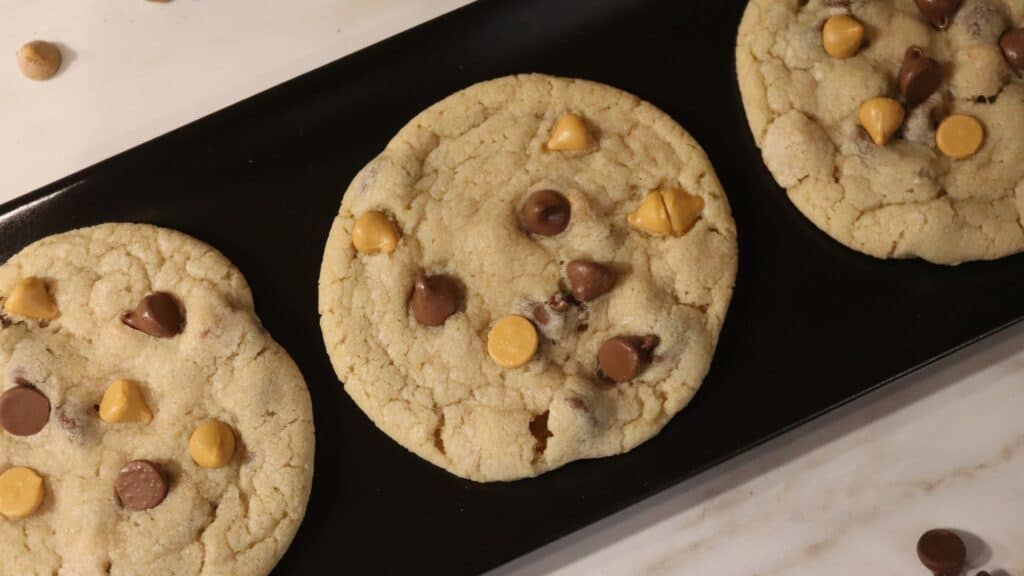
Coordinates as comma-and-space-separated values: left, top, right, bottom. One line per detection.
16, 41, 62, 81
0, 466, 44, 519
320, 75, 737, 481
936, 114, 984, 159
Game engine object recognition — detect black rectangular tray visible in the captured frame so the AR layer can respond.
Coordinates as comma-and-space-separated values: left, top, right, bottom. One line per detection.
3, 0, 1022, 573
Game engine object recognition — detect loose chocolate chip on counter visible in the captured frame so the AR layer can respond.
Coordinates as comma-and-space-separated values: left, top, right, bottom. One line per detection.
915, 0, 962, 29
520, 190, 571, 236
566, 260, 614, 302
899, 47, 943, 106
122, 292, 184, 337
0, 385, 50, 436
598, 335, 660, 383
1001, 28, 1024, 71
410, 274, 461, 327
917, 529, 966, 575
115, 460, 168, 510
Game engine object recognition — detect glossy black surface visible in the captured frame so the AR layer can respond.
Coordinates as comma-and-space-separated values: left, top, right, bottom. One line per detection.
2, 0, 1022, 573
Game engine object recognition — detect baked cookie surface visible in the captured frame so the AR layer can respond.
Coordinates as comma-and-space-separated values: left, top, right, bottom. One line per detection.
737, 0, 1024, 264
0, 224, 314, 575
319, 74, 737, 482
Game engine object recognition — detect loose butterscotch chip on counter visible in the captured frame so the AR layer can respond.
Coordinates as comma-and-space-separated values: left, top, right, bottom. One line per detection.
16, 41, 62, 80
352, 211, 400, 255
189, 420, 237, 468
99, 380, 153, 424
858, 98, 905, 146
936, 114, 984, 159
821, 15, 865, 60
0, 466, 45, 519
487, 315, 539, 368
547, 113, 594, 151
4, 277, 59, 320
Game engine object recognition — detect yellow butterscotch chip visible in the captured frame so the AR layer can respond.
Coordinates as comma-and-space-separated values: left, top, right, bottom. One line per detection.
4, 277, 59, 320
822, 15, 865, 59
0, 467, 44, 519
487, 315, 539, 368
546, 113, 594, 151
858, 97, 905, 146
99, 379, 153, 424
189, 420, 236, 468
627, 191, 673, 236
661, 188, 705, 235
352, 211, 400, 255
936, 115, 984, 160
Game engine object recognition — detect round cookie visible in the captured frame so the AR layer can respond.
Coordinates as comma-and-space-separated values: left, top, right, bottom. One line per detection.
0, 224, 314, 575
319, 74, 737, 482
737, 0, 1024, 265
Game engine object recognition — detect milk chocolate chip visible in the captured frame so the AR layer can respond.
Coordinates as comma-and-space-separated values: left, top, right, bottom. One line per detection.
1001, 28, 1024, 71
899, 47, 943, 106
917, 529, 966, 575
598, 335, 660, 383
566, 260, 614, 302
520, 190, 571, 236
0, 386, 50, 436
410, 274, 461, 327
122, 292, 184, 337
115, 460, 168, 510
915, 0, 962, 29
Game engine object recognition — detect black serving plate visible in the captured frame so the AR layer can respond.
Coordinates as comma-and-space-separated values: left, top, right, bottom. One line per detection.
2, 0, 1022, 573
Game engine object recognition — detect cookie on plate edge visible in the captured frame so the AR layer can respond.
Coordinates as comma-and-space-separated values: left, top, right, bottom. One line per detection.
737, 0, 1024, 264
0, 223, 314, 575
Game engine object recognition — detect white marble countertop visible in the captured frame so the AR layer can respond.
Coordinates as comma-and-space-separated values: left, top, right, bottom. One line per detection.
2, 1, 1022, 575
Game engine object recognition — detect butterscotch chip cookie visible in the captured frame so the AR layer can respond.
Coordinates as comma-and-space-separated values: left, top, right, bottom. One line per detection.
737, 0, 1024, 265
0, 224, 314, 575
319, 74, 737, 482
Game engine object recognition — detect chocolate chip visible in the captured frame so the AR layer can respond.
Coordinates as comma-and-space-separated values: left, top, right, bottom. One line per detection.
549, 293, 570, 312
410, 273, 461, 327
1001, 28, 1024, 71
0, 385, 50, 436
115, 460, 168, 510
122, 292, 184, 338
520, 190, 571, 236
976, 571, 990, 576
917, 529, 966, 575
566, 260, 615, 302
531, 303, 550, 326
598, 335, 660, 383
914, 0, 962, 29
899, 47, 943, 106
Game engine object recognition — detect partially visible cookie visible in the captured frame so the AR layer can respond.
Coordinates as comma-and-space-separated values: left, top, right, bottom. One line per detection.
737, 0, 1024, 264
0, 224, 314, 575
320, 74, 737, 482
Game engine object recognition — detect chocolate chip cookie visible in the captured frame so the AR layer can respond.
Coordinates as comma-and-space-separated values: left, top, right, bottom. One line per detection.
0, 224, 314, 575
319, 74, 737, 482
737, 0, 1024, 264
